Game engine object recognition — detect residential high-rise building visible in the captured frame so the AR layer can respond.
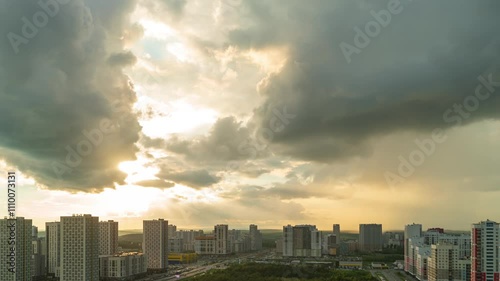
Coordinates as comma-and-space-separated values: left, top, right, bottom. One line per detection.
143, 219, 169, 272
282, 225, 322, 257
99, 220, 118, 256
471, 220, 500, 281
31, 226, 46, 279
168, 225, 177, 239
249, 224, 262, 251
415, 245, 431, 281
0, 217, 32, 281
214, 225, 229, 255
428, 243, 471, 281
405, 223, 423, 272
46, 222, 61, 278
333, 224, 340, 239
326, 234, 338, 256
60, 214, 99, 281
176, 230, 204, 252
359, 224, 383, 252
283, 225, 294, 257
404, 224, 472, 280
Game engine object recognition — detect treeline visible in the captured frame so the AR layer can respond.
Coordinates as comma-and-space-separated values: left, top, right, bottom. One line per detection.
186, 263, 377, 281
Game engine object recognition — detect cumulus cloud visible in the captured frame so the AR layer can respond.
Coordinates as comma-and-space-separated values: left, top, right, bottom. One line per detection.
0, 0, 141, 192
225, 0, 500, 162
157, 169, 221, 189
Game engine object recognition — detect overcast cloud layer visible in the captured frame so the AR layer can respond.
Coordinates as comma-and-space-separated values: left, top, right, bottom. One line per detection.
1, 0, 500, 229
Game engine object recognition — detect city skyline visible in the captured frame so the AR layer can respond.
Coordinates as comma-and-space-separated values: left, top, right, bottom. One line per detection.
2, 1, 500, 232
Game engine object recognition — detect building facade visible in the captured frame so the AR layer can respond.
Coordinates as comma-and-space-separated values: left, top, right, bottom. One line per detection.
282, 225, 322, 257
359, 224, 383, 252
99, 252, 147, 280
405, 224, 423, 272
428, 243, 471, 281
194, 236, 215, 255
249, 224, 263, 251
46, 222, 61, 278
143, 219, 169, 271
99, 220, 118, 256
0, 217, 32, 281
60, 214, 99, 281
471, 220, 500, 281
214, 225, 230, 255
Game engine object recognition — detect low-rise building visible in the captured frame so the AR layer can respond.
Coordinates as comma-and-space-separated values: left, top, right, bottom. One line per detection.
168, 253, 198, 265
194, 236, 215, 255
99, 252, 147, 280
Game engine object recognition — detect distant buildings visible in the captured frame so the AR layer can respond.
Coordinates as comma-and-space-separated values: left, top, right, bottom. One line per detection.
428, 243, 471, 281
194, 236, 216, 255
359, 224, 383, 252
214, 224, 229, 255
325, 234, 339, 256
46, 222, 61, 278
194, 224, 262, 255
282, 225, 322, 257
383, 231, 403, 247
99, 252, 147, 280
143, 219, 169, 272
404, 223, 422, 272
0, 217, 32, 281
175, 230, 203, 252
60, 214, 99, 281
249, 224, 263, 251
333, 224, 340, 238
404, 225, 472, 281
31, 226, 46, 280
471, 220, 500, 281
168, 238, 183, 253
99, 220, 118, 256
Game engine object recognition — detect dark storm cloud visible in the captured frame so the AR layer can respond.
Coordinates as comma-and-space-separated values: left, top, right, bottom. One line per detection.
157, 168, 221, 189
0, 0, 141, 191
224, 0, 500, 162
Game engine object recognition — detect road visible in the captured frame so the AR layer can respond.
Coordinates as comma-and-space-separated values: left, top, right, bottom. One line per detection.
371, 270, 420, 281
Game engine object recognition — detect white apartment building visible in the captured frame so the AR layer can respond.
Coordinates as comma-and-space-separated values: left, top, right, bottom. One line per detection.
428, 243, 471, 281
143, 219, 169, 271
46, 222, 60, 278
99, 252, 147, 280
471, 220, 500, 281
194, 236, 216, 255
60, 214, 99, 281
406, 226, 471, 280
99, 220, 118, 256
0, 217, 32, 281
416, 245, 431, 281
405, 224, 423, 272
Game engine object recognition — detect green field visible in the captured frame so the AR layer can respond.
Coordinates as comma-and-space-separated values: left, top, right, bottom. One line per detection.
186, 263, 378, 281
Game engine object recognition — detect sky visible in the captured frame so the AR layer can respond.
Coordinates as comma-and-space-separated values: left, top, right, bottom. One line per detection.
1, 0, 500, 232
